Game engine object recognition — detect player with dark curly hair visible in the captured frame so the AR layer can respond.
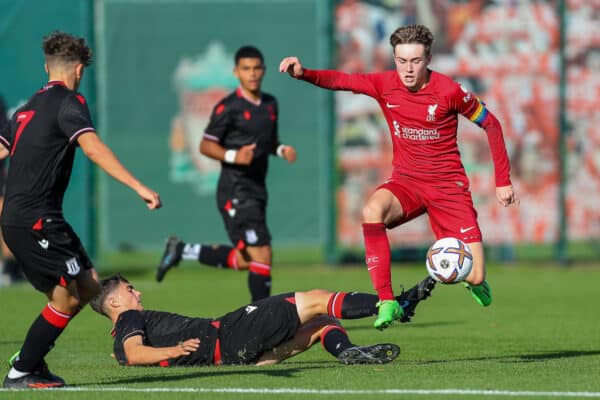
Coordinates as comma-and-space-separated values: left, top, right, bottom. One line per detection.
0, 31, 162, 389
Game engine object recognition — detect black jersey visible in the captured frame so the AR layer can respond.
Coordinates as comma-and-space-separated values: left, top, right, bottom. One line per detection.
112, 309, 218, 366
0, 81, 95, 227
203, 88, 280, 201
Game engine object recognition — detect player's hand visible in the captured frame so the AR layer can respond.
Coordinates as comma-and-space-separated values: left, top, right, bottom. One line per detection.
496, 185, 519, 207
172, 338, 201, 358
136, 184, 162, 210
279, 57, 304, 78
281, 145, 297, 163
236, 143, 256, 165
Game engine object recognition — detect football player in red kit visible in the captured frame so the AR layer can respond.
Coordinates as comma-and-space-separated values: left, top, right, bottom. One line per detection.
279, 24, 519, 330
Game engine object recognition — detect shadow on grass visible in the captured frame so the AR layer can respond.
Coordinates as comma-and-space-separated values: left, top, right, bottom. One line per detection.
513, 350, 600, 362
85, 366, 329, 386
406, 350, 600, 365
346, 320, 464, 331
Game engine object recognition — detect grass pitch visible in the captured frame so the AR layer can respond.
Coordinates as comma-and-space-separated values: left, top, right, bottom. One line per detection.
0, 261, 599, 399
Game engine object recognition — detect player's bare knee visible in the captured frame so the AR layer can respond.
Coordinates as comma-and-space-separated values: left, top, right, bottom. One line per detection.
297, 289, 329, 308
295, 290, 333, 323
52, 295, 81, 314
245, 246, 272, 265
306, 288, 330, 298
362, 202, 385, 223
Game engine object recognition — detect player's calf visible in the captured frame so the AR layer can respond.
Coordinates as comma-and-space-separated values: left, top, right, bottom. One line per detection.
248, 262, 271, 301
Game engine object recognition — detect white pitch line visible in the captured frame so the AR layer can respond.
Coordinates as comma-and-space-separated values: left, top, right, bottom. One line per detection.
0, 387, 599, 397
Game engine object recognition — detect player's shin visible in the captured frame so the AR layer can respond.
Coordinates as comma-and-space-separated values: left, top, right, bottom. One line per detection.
320, 325, 352, 357
325, 288, 430, 321
362, 223, 394, 300
248, 262, 271, 301
9, 303, 73, 375
197, 244, 237, 269
326, 292, 378, 319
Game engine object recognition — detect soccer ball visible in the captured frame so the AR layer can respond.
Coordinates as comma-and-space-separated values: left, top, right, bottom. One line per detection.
425, 237, 473, 284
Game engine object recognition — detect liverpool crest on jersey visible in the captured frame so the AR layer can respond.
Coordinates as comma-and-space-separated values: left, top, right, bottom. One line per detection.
427, 104, 438, 122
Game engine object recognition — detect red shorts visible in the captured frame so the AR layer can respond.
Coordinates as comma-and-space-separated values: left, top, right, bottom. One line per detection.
378, 176, 482, 243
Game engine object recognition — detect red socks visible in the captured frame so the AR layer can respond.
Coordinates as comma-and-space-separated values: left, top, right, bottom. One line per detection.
362, 223, 394, 300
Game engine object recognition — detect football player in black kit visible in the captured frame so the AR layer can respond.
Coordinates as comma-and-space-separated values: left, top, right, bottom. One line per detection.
0, 31, 162, 389
156, 46, 297, 302
91, 274, 435, 367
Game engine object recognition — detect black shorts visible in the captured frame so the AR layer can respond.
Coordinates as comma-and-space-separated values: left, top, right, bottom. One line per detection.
217, 196, 271, 247
1, 220, 93, 292
217, 293, 300, 365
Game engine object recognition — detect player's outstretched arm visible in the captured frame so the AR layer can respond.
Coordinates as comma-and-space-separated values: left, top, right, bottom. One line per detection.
279, 56, 377, 96
279, 56, 304, 78
77, 132, 161, 209
123, 335, 200, 366
200, 138, 255, 166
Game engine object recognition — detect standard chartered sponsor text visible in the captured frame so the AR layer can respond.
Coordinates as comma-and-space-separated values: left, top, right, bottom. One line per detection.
400, 126, 439, 141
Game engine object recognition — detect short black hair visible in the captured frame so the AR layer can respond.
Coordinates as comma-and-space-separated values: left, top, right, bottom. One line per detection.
43, 31, 92, 67
89, 274, 129, 317
235, 46, 264, 65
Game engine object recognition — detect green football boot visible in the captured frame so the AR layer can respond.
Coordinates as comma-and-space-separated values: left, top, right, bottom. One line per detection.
6, 351, 65, 387
464, 280, 492, 307
7, 351, 19, 368
374, 300, 403, 330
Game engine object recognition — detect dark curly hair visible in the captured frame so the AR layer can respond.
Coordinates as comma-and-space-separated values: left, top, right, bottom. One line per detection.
389, 25, 434, 57
42, 31, 92, 66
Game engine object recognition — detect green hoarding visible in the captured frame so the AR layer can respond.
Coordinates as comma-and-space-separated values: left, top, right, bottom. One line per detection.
96, 0, 333, 255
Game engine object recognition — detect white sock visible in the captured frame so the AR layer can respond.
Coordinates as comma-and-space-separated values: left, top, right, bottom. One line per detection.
8, 367, 30, 379
182, 243, 201, 260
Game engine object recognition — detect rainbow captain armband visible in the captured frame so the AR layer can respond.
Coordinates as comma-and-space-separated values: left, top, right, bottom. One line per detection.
468, 99, 488, 127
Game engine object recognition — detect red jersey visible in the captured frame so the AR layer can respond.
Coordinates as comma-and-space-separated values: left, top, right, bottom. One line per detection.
300, 69, 511, 187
